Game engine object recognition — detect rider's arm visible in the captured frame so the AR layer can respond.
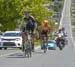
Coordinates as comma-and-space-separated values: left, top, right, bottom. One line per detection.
29, 16, 35, 23
48, 25, 51, 33
41, 24, 44, 30
30, 16, 37, 34
24, 17, 27, 23
33, 22, 37, 34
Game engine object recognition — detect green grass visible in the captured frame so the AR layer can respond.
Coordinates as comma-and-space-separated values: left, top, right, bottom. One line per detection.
72, 28, 75, 32
34, 40, 41, 46
71, 1, 75, 25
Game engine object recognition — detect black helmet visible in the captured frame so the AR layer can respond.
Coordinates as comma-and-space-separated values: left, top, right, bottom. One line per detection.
24, 10, 29, 14
62, 27, 65, 31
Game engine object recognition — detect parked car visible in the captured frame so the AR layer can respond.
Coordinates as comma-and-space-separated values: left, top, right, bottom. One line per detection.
0, 31, 22, 50
0, 32, 3, 46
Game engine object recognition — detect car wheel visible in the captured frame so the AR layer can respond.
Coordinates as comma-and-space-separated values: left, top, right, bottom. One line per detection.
0, 48, 2, 50
4, 48, 7, 50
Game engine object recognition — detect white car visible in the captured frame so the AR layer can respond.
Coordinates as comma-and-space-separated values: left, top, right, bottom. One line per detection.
0, 31, 22, 50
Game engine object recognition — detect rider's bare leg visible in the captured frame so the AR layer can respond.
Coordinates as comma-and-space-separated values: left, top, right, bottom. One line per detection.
32, 34, 35, 51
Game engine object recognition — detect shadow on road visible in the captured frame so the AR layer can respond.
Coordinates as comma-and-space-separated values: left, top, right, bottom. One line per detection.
6, 53, 25, 58
6, 51, 45, 58
33, 51, 44, 54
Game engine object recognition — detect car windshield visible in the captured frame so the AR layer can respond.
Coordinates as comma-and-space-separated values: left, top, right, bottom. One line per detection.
3, 33, 21, 36
48, 41, 54, 43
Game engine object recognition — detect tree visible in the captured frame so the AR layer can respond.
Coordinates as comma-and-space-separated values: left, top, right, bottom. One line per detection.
21, 0, 53, 24
0, 0, 21, 31
0, 0, 53, 31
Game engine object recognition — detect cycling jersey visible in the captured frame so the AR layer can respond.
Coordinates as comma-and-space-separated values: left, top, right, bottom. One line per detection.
24, 16, 35, 24
24, 16, 35, 32
41, 23, 51, 32
40, 22, 51, 37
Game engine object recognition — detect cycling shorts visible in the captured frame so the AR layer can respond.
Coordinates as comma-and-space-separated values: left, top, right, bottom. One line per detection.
41, 29, 48, 37
25, 23, 35, 33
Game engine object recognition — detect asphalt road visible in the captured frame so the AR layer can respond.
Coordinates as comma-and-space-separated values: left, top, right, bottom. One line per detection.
0, 0, 75, 67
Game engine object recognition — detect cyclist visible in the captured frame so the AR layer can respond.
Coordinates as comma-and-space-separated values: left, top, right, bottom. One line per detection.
23, 10, 37, 52
40, 20, 51, 46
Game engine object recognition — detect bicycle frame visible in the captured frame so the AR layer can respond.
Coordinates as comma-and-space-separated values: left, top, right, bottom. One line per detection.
27, 32, 32, 49
41, 35, 47, 53
23, 31, 32, 58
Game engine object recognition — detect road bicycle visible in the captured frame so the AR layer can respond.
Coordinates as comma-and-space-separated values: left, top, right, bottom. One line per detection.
41, 36, 47, 53
23, 31, 32, 58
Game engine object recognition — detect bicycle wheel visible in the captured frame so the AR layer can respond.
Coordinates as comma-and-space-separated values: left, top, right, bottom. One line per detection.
28, 47, 32, 57
22, 43, 25, 52
24, 41, 29, 58
26, 41, 32, 58
28, 41, 32, 57
44, 43, 47, 53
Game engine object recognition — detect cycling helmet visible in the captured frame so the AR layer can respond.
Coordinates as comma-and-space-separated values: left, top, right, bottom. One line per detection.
43, 20, 48, 24
62, 27, 65, 31
24, 10, 29, 14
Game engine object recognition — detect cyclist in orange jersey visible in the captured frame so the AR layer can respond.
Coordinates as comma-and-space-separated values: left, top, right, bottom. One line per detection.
40, 20, 51, 45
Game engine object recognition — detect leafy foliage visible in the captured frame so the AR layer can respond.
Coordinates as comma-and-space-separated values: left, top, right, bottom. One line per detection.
0, 0, 54, 31
0, 0, 20, 31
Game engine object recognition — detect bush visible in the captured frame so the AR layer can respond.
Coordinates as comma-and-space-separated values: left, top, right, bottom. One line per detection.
72, 17, 75, 25
54, 2, 63, 12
